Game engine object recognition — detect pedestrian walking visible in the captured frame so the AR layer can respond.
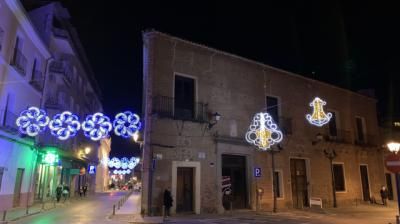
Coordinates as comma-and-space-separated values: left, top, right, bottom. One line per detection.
56, 184, 63, 202
163, 187, 173, 217
83, 184, 88, 197
79, 186, 84, 198
62, 185, 69, 202
380, 186, 388, 206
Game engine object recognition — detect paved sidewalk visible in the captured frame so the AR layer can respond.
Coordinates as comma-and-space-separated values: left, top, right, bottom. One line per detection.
1, 199, 60, 223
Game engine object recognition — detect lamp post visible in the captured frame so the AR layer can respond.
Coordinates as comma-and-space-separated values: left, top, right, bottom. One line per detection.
387, 142, 400, 223
324, 148, 337, 208
314, 133, 337, 208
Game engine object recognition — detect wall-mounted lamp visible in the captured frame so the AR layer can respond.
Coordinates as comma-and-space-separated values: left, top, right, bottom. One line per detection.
208, 112, 221, 129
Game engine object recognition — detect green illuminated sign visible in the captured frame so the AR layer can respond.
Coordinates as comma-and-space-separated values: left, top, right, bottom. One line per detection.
42, 152, 59, 165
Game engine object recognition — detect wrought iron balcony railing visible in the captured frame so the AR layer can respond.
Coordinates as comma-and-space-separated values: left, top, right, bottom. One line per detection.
354, 134, 379, 147
49, 61, 73, 85
30, 70, 44, 92
152, 95, 208, 123
10, 49, 27, 75
321, 129, 352, 144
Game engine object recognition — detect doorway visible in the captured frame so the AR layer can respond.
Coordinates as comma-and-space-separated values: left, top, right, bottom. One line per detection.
290, 159, 309, 208
385, 173, 394, 200
176, 167, 194, 212
360, 165, 370, 201
13, 168, 24, 207
222, 154, 248, 209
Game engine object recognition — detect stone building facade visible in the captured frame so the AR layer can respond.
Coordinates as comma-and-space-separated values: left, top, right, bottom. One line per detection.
141, 31, 385, 215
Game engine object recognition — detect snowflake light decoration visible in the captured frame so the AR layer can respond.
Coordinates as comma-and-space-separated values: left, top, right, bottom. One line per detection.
82, 113, 112, 141
245, 112, 283, 151
108, 157, 121, 169
128, 157, 140, 169
306, 97, 332, 127
113, 111, 141, 138
49, 111, 81, 140
16, 107, 49, 136
121, 157, 129, 169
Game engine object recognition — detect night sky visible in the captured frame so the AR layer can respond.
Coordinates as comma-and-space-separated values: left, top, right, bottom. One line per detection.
32, 0, 400, 157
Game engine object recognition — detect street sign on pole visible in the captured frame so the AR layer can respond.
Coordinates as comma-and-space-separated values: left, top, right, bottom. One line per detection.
385, 154, 400, 173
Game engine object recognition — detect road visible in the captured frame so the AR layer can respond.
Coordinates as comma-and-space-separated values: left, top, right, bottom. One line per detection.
14, 191, 127, 224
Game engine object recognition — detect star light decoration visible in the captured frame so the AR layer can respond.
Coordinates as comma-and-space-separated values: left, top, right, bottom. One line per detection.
82, 113, 112, 141
245, 112, 283, 151
113, 111, 141, 138
48, 111, 81, 140
16, 107, 50, 136
306, 97, 332, 127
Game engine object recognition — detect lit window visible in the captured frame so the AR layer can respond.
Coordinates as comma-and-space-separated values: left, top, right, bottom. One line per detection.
394, 122, 400, 127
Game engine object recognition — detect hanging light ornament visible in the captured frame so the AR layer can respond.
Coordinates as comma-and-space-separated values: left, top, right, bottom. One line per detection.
16, 107, 49, 136
245, 112, 283, 150
306, 97, 332, 127
49, 111, 81, 140
82, 113, 112, 141
113, 111, 141, 138
120, 157, 129, 169
128, 157, 140, 169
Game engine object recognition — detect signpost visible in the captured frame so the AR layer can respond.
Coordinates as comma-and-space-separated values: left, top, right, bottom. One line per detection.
385, 153, 400, 224
254, 168, 261, 177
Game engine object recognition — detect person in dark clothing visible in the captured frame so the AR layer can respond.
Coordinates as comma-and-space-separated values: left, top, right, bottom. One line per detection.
163, 188, 173, 217
380, 186, 388, 206
56, 184, 63, 202
83, 184, 88, 197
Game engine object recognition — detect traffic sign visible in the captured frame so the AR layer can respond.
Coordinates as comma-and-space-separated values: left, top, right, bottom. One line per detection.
254, 167, 261, 177
385, 154, 400, 173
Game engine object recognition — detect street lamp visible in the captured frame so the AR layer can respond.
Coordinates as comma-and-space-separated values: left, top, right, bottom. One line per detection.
208, 112, 221, 129
314, 133, 337, 208
84, 147, 91, 154
386, 142, 400, 222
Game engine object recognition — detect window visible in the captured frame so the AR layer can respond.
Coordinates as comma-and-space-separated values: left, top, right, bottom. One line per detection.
333, 163, 346, 192
0, 167, 4, 191
174, 75, 195, 119
0, 27, 4, 51
274, 170, 283, 198
355, 117, 365, 143
394, 122, 400, 128
328, 111, 338, 137
266, 96, 279, 124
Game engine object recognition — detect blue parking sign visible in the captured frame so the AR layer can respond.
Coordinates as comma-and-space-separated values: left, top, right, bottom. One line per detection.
254, 167, 261, 177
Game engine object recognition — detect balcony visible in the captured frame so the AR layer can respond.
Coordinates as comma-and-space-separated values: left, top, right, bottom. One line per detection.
49, 61, 73, 85
10, 49, 27, 76
45, 96, 62, 109
319, 129, 353, 144
52, 27, 68, 39
0, 109, 19, 133
354, 134, 380, 147
152, 95, 208, 123
30, 70, 44, 92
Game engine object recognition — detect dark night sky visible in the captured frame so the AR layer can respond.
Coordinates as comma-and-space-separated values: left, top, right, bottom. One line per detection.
39, 0, 400, 157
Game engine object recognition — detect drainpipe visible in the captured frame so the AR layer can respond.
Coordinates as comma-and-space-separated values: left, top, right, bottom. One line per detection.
39, 57, 54, 108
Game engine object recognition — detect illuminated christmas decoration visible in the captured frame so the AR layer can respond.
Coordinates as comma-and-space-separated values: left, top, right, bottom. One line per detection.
49, 111, 81, 140
82, 113, 112, 141
16, 107, 49, 136
42, 152, 59, 165
113, 111, 141, 138
245, 112, 283, 150
306, 97, 332, 127
128, 157, 140, 169
121, 157, 129, 169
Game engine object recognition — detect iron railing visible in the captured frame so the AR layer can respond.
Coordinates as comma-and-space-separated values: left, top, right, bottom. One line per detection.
152, 95, 208, 122
11, 49, 27, 75
354, 134, 379, 147
45, 96, 62, 109
322, 129, 352, 144
0, 109, 19, 133
49, 60, 73, 85
30, 70, 44, 91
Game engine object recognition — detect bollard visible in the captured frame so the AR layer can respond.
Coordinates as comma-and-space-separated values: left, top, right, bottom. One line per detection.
2, 210, 6, 221
396, 215, 399, 224
113, 205, 116, 215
